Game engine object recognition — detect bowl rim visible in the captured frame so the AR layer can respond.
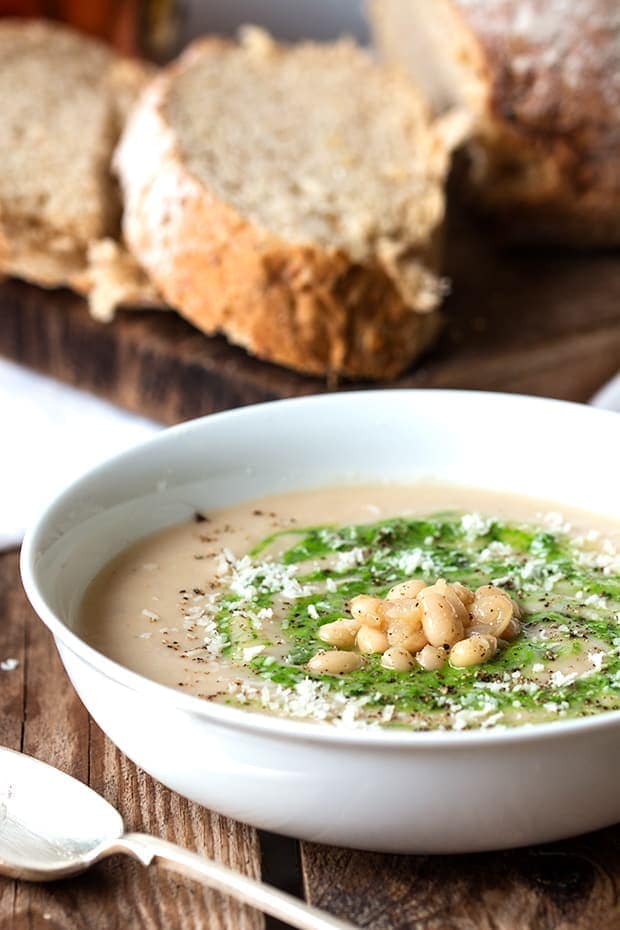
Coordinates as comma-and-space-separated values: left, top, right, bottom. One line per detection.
20, 388, 620, 749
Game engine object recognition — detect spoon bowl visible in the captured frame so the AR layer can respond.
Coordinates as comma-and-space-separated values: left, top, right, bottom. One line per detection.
0, 747, 123, 880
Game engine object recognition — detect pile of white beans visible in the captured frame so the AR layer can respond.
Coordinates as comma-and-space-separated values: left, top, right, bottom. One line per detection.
307, 578, 522, 675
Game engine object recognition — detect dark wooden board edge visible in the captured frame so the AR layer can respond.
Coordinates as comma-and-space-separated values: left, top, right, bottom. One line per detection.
2, 211, 620, 425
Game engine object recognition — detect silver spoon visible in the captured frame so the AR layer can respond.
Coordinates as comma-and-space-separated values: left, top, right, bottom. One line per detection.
0, 747, 355, 930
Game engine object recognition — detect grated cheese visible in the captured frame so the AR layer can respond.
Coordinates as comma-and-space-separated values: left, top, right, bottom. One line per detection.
141, 608, 160, 621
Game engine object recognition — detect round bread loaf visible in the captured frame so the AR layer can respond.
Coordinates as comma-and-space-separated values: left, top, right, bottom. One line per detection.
371, 0, 620, 246
115, 28, 453, 379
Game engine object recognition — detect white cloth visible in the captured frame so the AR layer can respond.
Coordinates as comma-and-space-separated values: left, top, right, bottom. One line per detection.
0, 359, 159, 551
590, 371, 620, 412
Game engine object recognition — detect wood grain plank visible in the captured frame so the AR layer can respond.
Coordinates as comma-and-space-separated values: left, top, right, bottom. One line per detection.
1, 215, 619, 424
0, 553, 26, 930
0, 551, 263, 930
301, 833, 620, 930
0, 554, 27, 751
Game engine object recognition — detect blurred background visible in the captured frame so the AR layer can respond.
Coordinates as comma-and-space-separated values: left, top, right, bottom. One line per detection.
0, 0, 370, 57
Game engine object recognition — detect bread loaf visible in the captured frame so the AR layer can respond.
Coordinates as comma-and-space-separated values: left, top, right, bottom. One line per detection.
115, 27, 455, 379
370, 0, 620, 246
0, 19, 160, 317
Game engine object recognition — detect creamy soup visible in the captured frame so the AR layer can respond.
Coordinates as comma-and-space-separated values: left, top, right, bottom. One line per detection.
77, 484, 620, 731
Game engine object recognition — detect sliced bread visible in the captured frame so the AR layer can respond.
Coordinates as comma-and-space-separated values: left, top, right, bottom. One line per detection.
369, 0, 620, 246
115, 27, 455, 379
0, 18, 160, 317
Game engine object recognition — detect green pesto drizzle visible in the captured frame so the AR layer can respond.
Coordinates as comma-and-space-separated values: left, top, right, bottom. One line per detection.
212, 512, 620, 730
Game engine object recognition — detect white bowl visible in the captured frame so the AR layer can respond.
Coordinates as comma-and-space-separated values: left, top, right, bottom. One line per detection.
21, 390, 620, 853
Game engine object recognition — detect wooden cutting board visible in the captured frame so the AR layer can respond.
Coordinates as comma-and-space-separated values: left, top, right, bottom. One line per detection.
1, 209, 619, 424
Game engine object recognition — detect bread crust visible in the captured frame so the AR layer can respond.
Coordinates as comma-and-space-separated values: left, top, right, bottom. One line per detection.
371, 0, 620, 246
115, 41, 445, 379
445, 0, 620, 245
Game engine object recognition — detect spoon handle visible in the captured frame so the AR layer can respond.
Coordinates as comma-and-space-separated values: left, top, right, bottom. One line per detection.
107, 832, 357, 930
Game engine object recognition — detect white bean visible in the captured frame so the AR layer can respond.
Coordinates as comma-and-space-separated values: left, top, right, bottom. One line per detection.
386, 579, 426, 600
381, 646, 415, 671
450, 633, 498, 668
356, 626, 389, 654
307, 650, 363, 674
419, 589, 464, 646
387, 619, 428, 653
381, 597, 423, 625
471, 590, 513, 637
475, 584, 508, 599
349, 595, 384, 629
439, 583, 470, 627
416, 644, 448, 671
450, 581, 475, 607
318, 618, 361, 648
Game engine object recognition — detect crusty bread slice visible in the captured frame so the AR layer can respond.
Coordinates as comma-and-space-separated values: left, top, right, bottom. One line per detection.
0, 19, 160, 316
370, 0, 620, 246
115, 27, 454, 379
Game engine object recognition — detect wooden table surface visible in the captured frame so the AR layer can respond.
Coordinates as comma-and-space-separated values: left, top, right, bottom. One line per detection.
2, 211, 620, 929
